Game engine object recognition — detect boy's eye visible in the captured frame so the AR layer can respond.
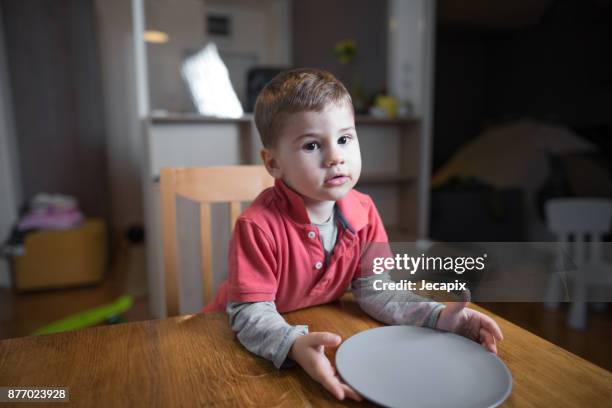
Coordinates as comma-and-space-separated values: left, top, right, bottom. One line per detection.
338, 135, 350, 144
303, 142, 320, 151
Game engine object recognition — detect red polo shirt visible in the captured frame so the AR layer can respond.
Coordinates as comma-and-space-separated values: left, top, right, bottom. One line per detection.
204, 178, 391, 313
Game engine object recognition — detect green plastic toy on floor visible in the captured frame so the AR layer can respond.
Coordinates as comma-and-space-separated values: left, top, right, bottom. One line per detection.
30, 295, 133, 336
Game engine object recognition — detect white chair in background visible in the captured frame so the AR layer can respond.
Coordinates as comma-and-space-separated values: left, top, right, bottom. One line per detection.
545, 198, 612, 330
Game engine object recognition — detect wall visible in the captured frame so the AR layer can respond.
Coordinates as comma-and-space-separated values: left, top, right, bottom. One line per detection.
0, 4, 21, 287
145, 0, 205, 112
95, 0, 145, 238
205, 0, 291, 107
144, 0, 291, 112
388, 0, 429, 115
292, 0, 387, 99
205, 0, 286, 63
2, 0, 110, 221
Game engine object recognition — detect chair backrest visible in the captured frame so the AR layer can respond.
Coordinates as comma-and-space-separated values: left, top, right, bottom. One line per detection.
545, 198, 612, 264
160, 166, 274, 316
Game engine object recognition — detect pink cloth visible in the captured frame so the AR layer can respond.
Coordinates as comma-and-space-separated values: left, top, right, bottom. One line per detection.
18, 210, 83, 231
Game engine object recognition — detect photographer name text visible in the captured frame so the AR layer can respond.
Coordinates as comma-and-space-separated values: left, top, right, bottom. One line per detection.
373, 279, 467, 292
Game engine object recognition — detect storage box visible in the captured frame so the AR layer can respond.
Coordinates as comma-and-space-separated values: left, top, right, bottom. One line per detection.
12, 219, 108, 291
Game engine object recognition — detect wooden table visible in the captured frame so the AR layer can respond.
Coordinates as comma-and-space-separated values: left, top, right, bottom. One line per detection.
1, 295, 611, 407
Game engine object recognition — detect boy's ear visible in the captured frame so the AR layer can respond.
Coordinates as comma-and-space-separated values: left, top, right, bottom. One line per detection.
260, 148, 282, 179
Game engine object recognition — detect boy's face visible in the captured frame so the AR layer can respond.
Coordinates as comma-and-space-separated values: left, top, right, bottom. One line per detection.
261, 102, 361, 204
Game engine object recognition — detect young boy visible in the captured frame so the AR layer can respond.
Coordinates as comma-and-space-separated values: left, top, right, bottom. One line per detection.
205, 68, 503, 401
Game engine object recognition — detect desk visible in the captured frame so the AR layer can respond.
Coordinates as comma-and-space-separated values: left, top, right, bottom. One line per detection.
1, 295, 611, 407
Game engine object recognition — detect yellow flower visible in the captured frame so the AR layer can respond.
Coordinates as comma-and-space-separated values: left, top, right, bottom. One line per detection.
333, 40, 357, 64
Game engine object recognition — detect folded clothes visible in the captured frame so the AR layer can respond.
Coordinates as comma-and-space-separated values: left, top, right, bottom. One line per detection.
1, 194, 84, 255
29, 193, 78, 214
17, 209, 83, 231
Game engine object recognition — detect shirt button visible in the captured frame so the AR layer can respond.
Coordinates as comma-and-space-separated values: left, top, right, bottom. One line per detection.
315, 262, 323, 270
308, 231, 316, 239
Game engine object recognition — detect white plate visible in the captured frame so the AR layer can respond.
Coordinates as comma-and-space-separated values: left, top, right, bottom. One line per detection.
336, 326, 512, 408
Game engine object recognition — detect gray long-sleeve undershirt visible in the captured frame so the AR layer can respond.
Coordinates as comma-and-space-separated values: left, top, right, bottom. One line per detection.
227, 273, 444, 369
227, 301, 308, 368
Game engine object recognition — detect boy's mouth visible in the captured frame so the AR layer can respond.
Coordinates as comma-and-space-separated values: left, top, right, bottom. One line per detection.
324, 174, 349, 186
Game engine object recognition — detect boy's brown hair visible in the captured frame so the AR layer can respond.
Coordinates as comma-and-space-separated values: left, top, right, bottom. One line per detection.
254, 68, 353, 148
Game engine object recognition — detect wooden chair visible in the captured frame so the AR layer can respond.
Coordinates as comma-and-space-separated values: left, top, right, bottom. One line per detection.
544, 198, 612, 330
160, 166, 274, 316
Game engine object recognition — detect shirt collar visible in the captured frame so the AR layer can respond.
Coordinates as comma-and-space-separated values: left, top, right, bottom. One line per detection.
273, 178, 368, 232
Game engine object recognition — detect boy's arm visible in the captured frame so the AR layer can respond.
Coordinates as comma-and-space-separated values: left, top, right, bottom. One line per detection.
354, 196, 443, 327
352, 274, 503, 353
351, 272, 444, 328
227, 301, 308, 369
229, 301, 362, 401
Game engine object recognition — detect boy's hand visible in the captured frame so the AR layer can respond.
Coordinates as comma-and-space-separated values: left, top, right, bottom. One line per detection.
436, 298, 504, 354
289, 332, 362, 402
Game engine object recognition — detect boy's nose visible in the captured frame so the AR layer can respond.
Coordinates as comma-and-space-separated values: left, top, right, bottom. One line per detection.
325, 146, 345, 167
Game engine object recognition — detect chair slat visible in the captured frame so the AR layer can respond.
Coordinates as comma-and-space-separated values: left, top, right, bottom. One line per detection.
230, 201, 241, 235
545, 198, 612, 330
160, 168, 180, 317
200, 203, 213, 305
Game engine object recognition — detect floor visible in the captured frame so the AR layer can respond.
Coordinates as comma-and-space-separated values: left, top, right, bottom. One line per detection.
1, 245, 610, 372
0, 242, 150, 339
